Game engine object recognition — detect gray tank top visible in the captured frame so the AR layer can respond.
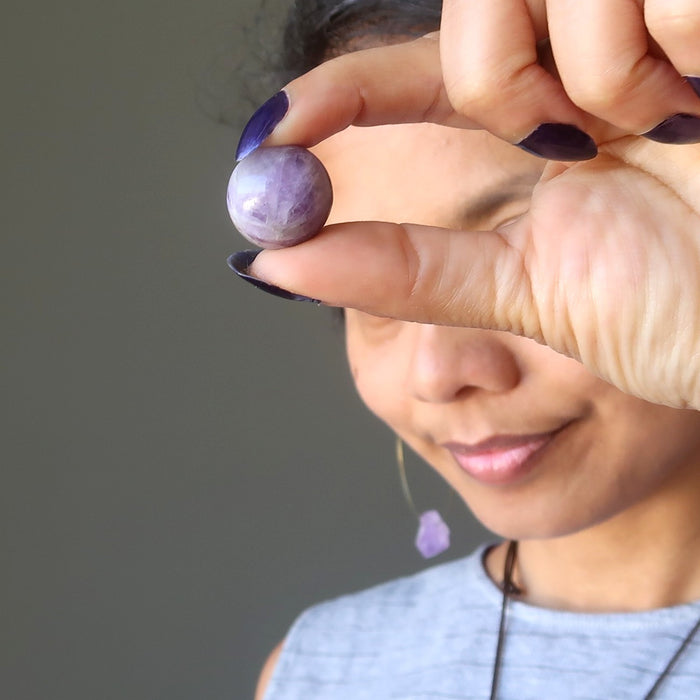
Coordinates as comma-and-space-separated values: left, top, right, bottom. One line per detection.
264, 545, 700, 699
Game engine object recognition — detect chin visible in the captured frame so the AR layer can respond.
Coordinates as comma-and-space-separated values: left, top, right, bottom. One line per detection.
465, 497, 602, 542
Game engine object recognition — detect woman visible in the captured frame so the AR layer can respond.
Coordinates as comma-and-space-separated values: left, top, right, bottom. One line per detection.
229, 1, 700, 697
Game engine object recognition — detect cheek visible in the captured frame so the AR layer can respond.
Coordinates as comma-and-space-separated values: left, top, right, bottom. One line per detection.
346, 339, 408, 430
608, 401, 700, 475
352, 361, 405, 429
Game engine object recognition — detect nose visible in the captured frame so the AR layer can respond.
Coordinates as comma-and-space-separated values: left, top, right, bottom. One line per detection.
407, 325, 521, 403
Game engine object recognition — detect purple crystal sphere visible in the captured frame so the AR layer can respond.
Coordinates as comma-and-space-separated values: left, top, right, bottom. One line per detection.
226, 145, 333, 249
415, 510, 450, 559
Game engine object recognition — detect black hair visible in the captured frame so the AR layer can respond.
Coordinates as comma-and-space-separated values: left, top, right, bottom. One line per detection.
198, 0, 441, 128
279, 0, 442, 82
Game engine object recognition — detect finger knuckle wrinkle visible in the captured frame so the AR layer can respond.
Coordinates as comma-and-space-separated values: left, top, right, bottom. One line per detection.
568, 68, 640, 112
446, 76, 494, 113
494, 232, 532, 332
446, 62, 526, 114
395, 225, 423, 301
448, 82, 509, 116
421, 82, 450, 123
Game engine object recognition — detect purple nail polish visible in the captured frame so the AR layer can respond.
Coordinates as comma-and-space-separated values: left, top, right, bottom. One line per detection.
517, 123, 598, 161
235, 91, 290, 161
643, 113, 700, 145
227, 251, 321, 304
686, 76, 700, 100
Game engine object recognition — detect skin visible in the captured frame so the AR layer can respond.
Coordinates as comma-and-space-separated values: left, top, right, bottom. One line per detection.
439, 0, 700, 140
252, 4, 700, 694
255, 36, 700, 410
255, 120, 700, 698
318, 122, 700, 612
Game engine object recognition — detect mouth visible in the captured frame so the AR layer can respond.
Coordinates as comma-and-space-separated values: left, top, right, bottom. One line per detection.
442, 424, 569, 485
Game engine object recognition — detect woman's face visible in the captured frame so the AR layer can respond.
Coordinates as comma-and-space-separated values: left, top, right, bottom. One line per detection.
312, 123, 700, 540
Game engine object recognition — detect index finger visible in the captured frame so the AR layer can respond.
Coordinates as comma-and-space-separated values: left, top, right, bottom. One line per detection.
240, 31, 607, 163
263, 36, 480, 149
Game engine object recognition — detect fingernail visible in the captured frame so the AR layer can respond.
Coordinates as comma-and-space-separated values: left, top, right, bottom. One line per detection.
642, 113, 700, 144
235, 91, 290, 161
227, 251, 322, 304
516, 123, 598, 161
686, 76, 700, 99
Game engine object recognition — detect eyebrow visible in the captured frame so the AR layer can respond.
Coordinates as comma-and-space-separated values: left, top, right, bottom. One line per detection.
458, 171, 540, 226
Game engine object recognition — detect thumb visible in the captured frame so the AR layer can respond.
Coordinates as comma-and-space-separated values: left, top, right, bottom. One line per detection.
249, 220, 542, 338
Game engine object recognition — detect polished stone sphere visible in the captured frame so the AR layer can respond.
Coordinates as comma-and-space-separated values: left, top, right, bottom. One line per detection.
226, 146, 333, 249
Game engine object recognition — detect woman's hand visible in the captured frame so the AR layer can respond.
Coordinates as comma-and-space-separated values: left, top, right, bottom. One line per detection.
262, 1, 700, 153
439, 0, 700, 146
241, 5, 700, 409
251, 135, 700, 409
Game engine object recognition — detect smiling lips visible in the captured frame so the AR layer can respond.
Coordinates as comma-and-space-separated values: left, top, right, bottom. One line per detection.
443, 430, 560, 484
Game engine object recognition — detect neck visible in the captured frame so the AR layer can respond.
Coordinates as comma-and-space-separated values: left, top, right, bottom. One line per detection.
487, 491, 700, 612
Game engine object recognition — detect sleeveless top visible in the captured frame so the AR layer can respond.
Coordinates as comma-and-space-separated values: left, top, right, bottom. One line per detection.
263, 545, 700, 699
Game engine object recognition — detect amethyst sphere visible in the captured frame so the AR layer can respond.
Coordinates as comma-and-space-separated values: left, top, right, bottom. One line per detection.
226, 145, 333, 249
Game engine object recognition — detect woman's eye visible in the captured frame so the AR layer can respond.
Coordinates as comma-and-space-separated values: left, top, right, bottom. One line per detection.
495, 215, 522, 229
493, 207, 529, 230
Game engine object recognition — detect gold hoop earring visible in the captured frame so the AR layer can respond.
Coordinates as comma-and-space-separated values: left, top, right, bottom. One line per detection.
396, 436, 450, 558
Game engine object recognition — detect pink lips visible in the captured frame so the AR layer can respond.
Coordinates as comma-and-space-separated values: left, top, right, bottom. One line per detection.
443, 431, 558, 485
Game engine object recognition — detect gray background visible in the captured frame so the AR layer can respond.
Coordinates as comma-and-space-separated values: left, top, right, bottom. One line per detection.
2, 1, 489, 698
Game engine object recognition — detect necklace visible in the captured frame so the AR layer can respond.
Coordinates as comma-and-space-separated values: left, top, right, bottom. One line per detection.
489, 541, 700, 700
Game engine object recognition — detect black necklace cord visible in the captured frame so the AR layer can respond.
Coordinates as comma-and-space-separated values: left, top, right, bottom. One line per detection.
643, 613, 700, 700
489, 540, 700, 700
490, 540, 518, 700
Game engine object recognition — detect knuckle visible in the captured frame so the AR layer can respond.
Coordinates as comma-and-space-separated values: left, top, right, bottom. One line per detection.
565, 67, 641, 113
445, 68, 523, 116
445, 52, 536, 115
445, 73, 497, 114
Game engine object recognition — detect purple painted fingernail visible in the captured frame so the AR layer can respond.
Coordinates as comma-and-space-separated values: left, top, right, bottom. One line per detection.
235, 91, 290, 161
227, 251, 321, 304
517, 123, 597, 161
686, 76, 700, 99
643, 114, 700, 144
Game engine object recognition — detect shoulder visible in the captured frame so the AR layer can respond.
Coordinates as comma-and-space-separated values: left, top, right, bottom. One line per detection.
282, 547, 495, 660
255, 640, 284, 700
299, 550, 484, 631
258, 548, 498, 698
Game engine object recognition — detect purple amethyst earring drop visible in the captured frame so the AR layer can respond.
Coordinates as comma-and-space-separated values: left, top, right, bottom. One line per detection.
415, 510, 451, 559
396, 437, 450, 558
